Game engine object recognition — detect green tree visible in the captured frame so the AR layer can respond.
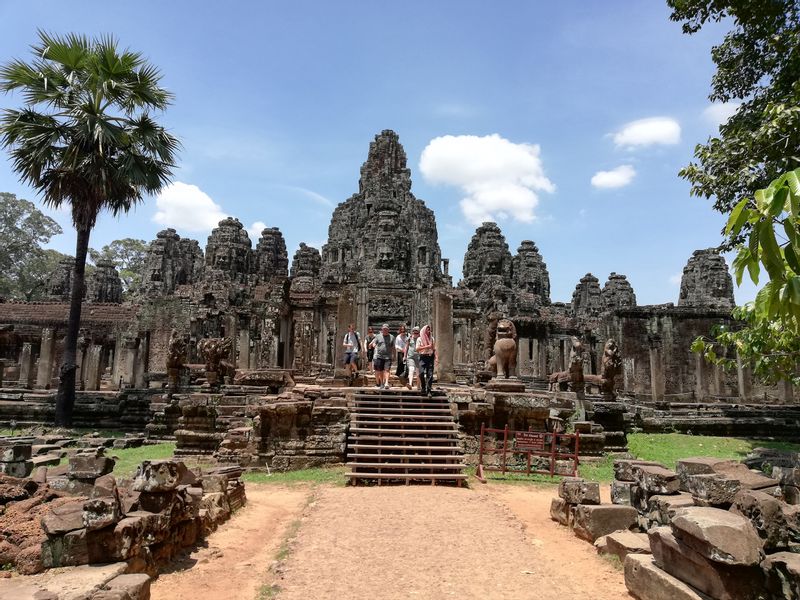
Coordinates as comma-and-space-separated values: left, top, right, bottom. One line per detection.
692, 169, 800, 385
668, 0, 800, 244
0, 32, 179, 425
0, 191, 63, 299
89, 238, 147, 295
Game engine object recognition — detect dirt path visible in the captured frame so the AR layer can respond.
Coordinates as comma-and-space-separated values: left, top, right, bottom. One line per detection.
150, 484, 310, 600
271, 484, 629, 600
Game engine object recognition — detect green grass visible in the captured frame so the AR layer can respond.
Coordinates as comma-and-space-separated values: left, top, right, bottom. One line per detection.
110, 443, 177, 478
242, 465, 347, 486
578, 454, 615, 482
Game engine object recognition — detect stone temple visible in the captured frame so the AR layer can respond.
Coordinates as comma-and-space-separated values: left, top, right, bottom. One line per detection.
0, 130, 797, 464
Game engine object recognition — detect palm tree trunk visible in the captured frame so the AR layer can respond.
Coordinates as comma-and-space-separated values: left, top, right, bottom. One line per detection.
55, 226, 91, 427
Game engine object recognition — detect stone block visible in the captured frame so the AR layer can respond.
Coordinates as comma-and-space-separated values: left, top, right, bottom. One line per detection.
762, 552, 800, 600
41, 499, 87, 535
68, 455, 115, 480
614, 459, 665, 482
611, 480, 634, 506
131, 460, 185, 492
685, 473, 741, 506
711, 460, 780, 492
92, 590, 132, 600
646, 493, 694, 526
558, 477, 600, 505
624, 553, 707, 600
672, 506, 763, 566
92, 474, 119, 499
199, 474, 226, 494
633, 465, 680, 496
572, 504, 637, 542
0, 443, 32, 462
785, 486, 800, 505
600, 530, 650, 561
649, 526, 764, 600
730, 488, 793, 552
105, 573, 152, 600
676, 456, 735, 491
41, 528, 88, 568
0, 460, 33, 478
83, 497, 121, 531
550, 497, 570, 526
31, 454, 61, 468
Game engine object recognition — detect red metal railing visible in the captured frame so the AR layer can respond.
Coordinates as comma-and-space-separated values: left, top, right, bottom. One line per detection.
475, 423, 580, 482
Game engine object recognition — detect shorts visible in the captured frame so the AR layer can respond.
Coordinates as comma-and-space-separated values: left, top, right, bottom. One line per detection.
367, 349, 374, 361
373, 357, 391, 372
344, 352, 358, 365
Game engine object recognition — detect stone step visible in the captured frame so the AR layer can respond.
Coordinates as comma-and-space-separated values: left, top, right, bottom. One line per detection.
350, 435, 461, 443
348, 453, 465, 461
345, 472, 467, 481
351, 413, 455, 420
349, 444, 462, 452
346, 462, 467, 470
350, 426, 458, 435
351, 403, 452, 412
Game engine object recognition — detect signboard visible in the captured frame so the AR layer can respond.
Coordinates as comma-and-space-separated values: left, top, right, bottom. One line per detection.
515, 431, 546, 451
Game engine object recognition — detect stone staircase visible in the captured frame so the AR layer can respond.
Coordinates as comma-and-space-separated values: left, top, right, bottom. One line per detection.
346, 390, 467, 486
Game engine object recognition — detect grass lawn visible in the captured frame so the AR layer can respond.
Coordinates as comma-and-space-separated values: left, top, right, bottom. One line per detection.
242, 466, 347, 486
110, 443, 177, 478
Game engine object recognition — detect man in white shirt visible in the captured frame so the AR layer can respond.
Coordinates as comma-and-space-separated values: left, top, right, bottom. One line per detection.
342, 323, 360, 384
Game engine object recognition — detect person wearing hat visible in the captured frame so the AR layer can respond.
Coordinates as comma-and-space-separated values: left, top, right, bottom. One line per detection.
368, 323, 395, 389
404, 326, 421, 390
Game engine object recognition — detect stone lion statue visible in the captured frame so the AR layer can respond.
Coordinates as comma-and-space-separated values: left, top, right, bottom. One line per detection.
599, 338, 621, 398
166, 330, 188, 390
197, 337, 235, 384
488, 318, 517, 379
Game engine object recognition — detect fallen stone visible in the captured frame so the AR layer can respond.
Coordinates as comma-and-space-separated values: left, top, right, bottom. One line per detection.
83, 497, 121, 531
0, 460, 33, 478
41, 499, 87, 535
610, 480, 634, 506
646, 493, 695, 526
31, 444, 61, 456
762, 552, 800, 600
730, 488, 793, 552
676, 457, 735, 491
199, 474, 226, 494
68, 455, 115, 480
633, 465, 680, 496
92, 590, 132, 600
649, 526, 764, 600
624, 553, 707, 600
572, 504, 637, 542
0, 443, 32, 462
785, 486, 800, 505
614, 459, 665, 482
131, 460, 185, 492
550, 497, 570, 526
104, 573, 151, 600
40, 528, 89, 568
711, 461, 781, 492
600, 530, 650, 561
30, 454, 61, 469
672, 506, 763, 566
92, 474, 119, 499
558, 477, 601, 505
685, 473, 741, 506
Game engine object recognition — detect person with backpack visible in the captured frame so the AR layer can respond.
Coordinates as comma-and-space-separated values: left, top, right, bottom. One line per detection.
342, 323, 361, 385
369, 323, 395, 389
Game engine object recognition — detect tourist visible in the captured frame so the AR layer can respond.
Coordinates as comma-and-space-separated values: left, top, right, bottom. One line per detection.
417, 324, 436, 396
342, 323, 361, 385
364, 327, 375, 373
369, 323, 395, 389
405, 326, 421, 390
394, 325, 408, 379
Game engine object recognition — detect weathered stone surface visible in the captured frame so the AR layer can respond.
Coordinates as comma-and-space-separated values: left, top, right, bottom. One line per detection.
558, 477, 601, 505
649, 526, 764, 600
131, 460, 184, 492
0, 443, 32, 462
711, 461, 780, 492
572, 504, 637, 542
41, 499, 87, 535
205, 218, 252, 283
671, 506, 764, 566
599, 530, 650, 561
104, 573, 152, 600
614, 459, 665, 482
550, 497, 570, 526
762, 552, 800, 600
685, 474, 741, 506
83, 497, 121, 531
646, 493, 695, 526
730, 488, 796, 552
68, 455, 115, 480
601, 273, 636, 311
572, 273, 602, 319
0, 460, 33, 478
511, 240, 550, 305
41, 528, 89, 567
678, 248, 735, 309
624, 553, 707, 600
633, 465, 680, 496
87, 259, 123, 303
140, 228, 204, 296
252, 227, 289, 283
610, 480, 634, 506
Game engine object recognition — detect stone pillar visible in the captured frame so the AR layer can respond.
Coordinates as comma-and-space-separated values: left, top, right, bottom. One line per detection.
335, 286, 356, 376
120, 336, 138, 388
442, 258, 449, 277
735, 352, 751, 400
649, 346, 664, 401
18, 343, 35, 389
433, 289, 455, 383
781, 380, 794, 403
84, 344, 102, 391
694, 353, 707, 400
238, 328, 250, 370
35, 328, 56, 388
133, 335, 148, 389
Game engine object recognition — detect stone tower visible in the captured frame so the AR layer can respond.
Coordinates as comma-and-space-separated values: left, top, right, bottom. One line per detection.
601, 273, 637, 311
205, 218, 252, 284
461, 222, 514, 313
320, 130, 444, 286
140, 229, 204, 297
87, 260, 123, 303
511, 240, 551, 305
678, 249, 735, 309
253, 227, 289, 283
572, 273, 603, 319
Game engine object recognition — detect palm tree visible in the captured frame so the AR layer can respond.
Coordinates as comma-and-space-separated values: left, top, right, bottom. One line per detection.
0, 32, 179, 426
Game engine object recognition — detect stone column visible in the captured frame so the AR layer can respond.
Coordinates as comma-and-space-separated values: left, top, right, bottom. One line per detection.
433, 289, 455, 383
238, 328, 250, 370
120, 336, 138, 388
35, 328, 56, 388
735, 352, 751, 400
84, 344, 102, 391
18, 343, 35, 389
133, 334, 148, 389
649, 346, 664, 401
694, 353, 707, 400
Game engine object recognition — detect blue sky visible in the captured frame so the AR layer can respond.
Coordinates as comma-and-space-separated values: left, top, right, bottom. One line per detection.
0, 1, 757, 305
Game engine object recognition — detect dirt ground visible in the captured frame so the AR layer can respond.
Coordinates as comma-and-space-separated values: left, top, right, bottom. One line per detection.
151, 481, 629, 600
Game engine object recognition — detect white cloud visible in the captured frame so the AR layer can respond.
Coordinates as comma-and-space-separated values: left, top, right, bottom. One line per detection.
702, 102, 741, 126
248, 221, 267, 240
153, 181, 227, 232
669, 273, 683, 286
419, 134, 555, 225
613, 117, 681, 148
591, 164, 636, 189
282, 185, 333, 207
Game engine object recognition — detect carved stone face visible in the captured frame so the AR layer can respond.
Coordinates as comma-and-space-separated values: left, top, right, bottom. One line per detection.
483, 251, 503, 275
377, 244, 395, 269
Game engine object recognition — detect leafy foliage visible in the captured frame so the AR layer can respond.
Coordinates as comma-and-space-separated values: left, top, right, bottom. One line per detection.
89, 238, 147, 295
692, 169, 800, 385
0, 191, 65, 299
668, 0, 800, 244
